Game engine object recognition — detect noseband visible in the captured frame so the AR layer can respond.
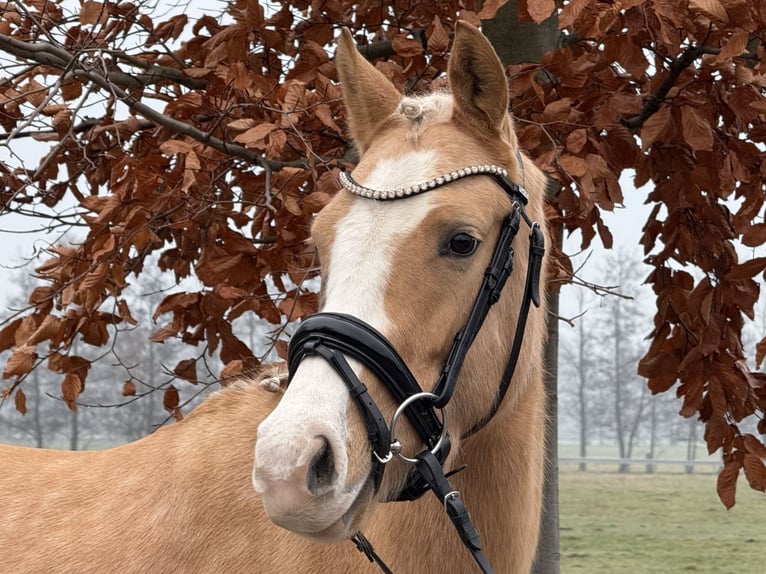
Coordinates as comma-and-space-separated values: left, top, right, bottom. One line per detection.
287, 160, 545, 574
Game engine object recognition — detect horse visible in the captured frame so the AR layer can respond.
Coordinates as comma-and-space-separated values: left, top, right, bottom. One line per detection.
0, 22, 549, 573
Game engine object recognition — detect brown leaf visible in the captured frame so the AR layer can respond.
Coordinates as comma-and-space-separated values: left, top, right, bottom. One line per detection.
477, 0, 508, 20
3, 346, 37, 379
0, 318, 23, 353
122, 381, 136, 397
392, 34, 423, 58
716, 30, 750, 63
282, 194, 302, 216
159, 139, 193, 155
566, 129, 588, 154
640, 106, 671, 150
60, 79, 83, 101
756, 336, 766, 369
314, 104, 341, 133
27, 315, 60, 346
150, 322, 181, 343
526, 0, 556, 24
744, 434, 766, 458
689, 0, 729, 22
174, 358, 198, 385
559, 0, 591, 28
717, 455, 741, 509
79, 2, 104, 25
303, 191, 331, 213
227, 118, 256, 130
31, 132, 59, 143
62, 372, 83, 412
726, 257, 766, 280
274, 339, 289, 361
117, 299, 138, 326
15, 388, 27, 415
638, 350, 679, 393
234, 123, 277, 149
154, 14, 188, 42
743, 454, 766, 492
742, 223, 766, 247
429, 15, 450, 53
559, 154, 588, 178
541, 98, 572, 123
163, 384, 180, 412
680, 106, 713, 151
217, 285, 247, 300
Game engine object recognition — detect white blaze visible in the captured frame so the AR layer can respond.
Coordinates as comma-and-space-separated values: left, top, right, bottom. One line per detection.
323, 150, 439, 329
254, 150, 439, 526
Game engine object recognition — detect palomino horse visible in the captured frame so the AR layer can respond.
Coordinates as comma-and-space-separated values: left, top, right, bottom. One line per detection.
0, 22, 548, 573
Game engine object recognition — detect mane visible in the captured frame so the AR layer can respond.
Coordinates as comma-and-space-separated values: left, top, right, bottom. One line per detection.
183, 365, 287, 421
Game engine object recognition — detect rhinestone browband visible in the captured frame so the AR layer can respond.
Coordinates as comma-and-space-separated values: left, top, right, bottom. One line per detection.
339, 164, 511, 201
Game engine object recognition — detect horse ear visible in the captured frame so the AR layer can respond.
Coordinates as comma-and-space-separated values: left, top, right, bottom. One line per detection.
335, 29, 402, 153
448, 21, 509, 134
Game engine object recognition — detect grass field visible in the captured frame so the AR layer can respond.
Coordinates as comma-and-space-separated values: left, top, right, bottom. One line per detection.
560, 471, 764, 573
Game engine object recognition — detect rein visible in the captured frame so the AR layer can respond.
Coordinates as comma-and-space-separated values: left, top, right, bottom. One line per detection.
287, 160, 544, 574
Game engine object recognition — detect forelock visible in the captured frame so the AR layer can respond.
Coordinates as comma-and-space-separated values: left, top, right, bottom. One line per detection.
397, 93, 453, 128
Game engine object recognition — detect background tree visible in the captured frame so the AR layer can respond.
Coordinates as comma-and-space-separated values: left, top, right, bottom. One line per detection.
596, 250, 651, 472
0, 0, 765, 544
558, 249, 685, 471
559, 286, 596, 471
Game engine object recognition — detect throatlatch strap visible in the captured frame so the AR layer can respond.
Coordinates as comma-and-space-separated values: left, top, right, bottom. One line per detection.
463, 221, 545, 438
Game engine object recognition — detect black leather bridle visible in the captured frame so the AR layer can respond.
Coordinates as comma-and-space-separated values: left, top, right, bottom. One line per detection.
286, 160, 545, 574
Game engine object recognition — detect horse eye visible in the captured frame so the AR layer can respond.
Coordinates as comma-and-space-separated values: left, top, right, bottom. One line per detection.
447, 232, 480, 256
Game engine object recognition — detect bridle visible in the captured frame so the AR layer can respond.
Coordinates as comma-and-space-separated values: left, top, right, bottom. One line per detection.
287, 159, 545, 574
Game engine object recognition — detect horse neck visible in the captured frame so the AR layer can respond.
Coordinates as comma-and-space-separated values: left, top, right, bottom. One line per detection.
153, 382, 277, 502
108, 385, 279, 553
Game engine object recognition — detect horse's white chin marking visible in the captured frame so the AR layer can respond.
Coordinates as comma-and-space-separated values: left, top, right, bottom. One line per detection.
254, 150, 439, 537
265, 470, 373, 542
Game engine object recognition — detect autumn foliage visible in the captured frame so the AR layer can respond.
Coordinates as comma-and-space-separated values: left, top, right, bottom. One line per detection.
507, 0, 766, 506
1, 1, 765, 503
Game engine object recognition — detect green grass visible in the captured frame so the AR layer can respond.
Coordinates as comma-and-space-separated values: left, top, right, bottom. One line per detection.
560, 472, 764, 573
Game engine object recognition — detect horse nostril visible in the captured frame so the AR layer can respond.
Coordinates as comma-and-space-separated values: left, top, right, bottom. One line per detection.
307, 436, 335, 494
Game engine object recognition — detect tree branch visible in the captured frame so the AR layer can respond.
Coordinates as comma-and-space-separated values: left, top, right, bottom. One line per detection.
106, 50, 207, 90
622, 45, 703, 129
355, 28, 429, 60
0, 34, 310, 172
0, 117, 155, 140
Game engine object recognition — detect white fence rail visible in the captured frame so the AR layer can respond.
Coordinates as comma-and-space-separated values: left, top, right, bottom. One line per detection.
559, 457, 722, 473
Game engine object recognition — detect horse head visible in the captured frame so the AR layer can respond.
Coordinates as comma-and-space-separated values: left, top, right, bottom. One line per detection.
252, 21, 548, 547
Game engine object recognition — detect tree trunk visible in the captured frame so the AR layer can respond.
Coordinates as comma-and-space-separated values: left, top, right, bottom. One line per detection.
612, 302, 629, 474
538, 264, 561, 573
481, 4, 559, 65
686, 418, 697, 475
625, 389, 647, 463
647, 400, 657, 474
482, 4, 561, 572
69, 408, 79, 451
577, 294, 588, 472
32, 370, 44, 448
